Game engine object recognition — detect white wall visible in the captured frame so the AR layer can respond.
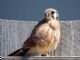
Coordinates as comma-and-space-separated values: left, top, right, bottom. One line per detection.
0, 19, 80, 56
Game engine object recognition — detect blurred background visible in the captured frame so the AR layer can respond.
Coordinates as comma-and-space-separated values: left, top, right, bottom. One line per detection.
0, 0, 80, 21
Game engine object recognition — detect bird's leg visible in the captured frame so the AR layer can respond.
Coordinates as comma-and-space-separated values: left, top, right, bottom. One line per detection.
53, 50, 55, 56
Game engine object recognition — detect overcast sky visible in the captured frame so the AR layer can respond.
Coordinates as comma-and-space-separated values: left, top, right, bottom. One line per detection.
0, 0, 80, 21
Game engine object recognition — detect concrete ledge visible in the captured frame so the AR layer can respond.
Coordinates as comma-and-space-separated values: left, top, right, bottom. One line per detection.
2, 56, 80, 60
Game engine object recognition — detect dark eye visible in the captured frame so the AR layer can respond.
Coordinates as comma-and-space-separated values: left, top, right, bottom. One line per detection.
51, 11, 54, 14
45, 13, 48, 16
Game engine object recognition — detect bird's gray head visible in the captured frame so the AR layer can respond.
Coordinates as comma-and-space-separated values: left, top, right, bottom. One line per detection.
44, 8, 59, 20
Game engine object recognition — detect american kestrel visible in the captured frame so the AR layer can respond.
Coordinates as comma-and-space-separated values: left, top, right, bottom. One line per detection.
8, 8, 60, 56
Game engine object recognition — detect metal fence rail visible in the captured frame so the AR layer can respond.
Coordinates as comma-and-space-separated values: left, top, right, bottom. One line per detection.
0, 19, 80, 56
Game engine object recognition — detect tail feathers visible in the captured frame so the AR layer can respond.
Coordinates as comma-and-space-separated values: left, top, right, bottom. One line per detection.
8, 48, 30, 56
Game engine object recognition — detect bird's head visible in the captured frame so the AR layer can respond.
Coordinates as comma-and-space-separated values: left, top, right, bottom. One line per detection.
44, 8, 59, 20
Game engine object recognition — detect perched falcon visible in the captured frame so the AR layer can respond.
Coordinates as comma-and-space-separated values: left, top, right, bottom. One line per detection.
8, 8, 60, 56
